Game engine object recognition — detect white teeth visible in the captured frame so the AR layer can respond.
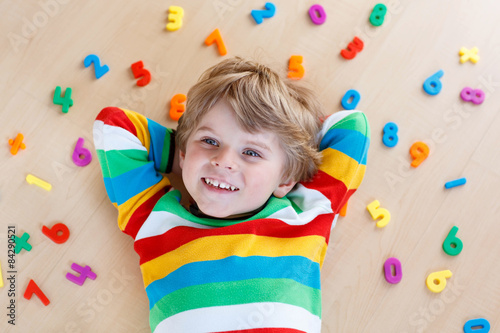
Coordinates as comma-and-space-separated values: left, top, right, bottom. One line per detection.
204, 178, 238, 191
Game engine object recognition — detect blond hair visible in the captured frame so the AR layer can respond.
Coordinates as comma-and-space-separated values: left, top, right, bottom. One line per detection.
176, 57, 324, 182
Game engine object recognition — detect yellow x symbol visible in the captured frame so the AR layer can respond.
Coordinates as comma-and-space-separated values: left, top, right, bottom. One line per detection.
459, 47, 479, 63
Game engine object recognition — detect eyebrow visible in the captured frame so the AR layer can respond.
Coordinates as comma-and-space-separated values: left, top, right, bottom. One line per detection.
195, 126, 272, 152
245, 140, 271, 152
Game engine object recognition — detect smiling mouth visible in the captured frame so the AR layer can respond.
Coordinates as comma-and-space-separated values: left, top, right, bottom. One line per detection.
202, 177, 239, 191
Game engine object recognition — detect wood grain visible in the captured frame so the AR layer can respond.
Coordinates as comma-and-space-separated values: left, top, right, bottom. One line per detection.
1, 0, 499, 332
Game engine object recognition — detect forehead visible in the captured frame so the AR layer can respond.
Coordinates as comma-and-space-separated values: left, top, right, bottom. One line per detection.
195, 99, 283, 149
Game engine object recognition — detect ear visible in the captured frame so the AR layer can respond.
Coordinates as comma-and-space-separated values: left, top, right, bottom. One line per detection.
273, 179, 297, 198
178, 150, 186, 169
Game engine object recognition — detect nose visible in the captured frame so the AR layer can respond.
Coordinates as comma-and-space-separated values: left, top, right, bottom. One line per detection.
211, 147, 238, 170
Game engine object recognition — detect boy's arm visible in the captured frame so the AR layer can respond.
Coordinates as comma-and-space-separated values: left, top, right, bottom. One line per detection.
93, 107, 175, 238
302, 110, 370, 214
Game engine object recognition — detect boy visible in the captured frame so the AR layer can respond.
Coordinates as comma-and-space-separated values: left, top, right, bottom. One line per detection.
93, 57, 370, 332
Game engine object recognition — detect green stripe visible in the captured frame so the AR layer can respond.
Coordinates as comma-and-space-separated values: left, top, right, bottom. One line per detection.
152, 193, 291, 227
149, 278, 321, 330
329, 112, 370, 138
96, 149, 149, 178
159, 130, 172, 173
96, 150, 111, 178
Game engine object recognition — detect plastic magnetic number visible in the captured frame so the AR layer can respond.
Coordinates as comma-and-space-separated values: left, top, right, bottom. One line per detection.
423, 70, 443, 95
72, 137, 92, 167
169, 94, 186, 121
341, 89, 360, 110
382, 122, 398, 147
205, 28, 227, 56
384, 257, 402, 284
426, 270, 452, 293
409, 142, 429, 168
53, 86, 74, 113
460, 87, 485, 105
341, 37, 364, 60
66, 263, 97, 286
308, 4, 326, 25
166, 6, 184, 31
463, 318, 490, 333
442, 226, 463, 256
84, 54, 109, 79
369, 4, 387, 26
24, 279, 50, 306
26, 174, 52, 191
366, 200, 391, 228
288, 55, 304, 80
251, 2, 276, 24
131, 61, 151, 87
42, 223, 70, 244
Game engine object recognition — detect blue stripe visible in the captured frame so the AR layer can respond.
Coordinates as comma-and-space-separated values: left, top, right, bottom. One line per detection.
320, 128, 369, 165
147, 119, 167, 172
103, 177, 116, 203
145, 255, 320, 310
104, 162, 163, 205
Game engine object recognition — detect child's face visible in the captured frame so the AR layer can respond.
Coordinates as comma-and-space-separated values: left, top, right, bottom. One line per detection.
179, 99, 296, 218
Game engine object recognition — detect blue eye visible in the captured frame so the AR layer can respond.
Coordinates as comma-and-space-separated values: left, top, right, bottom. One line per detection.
243, 150, 261, 157
202, 138, 218, 146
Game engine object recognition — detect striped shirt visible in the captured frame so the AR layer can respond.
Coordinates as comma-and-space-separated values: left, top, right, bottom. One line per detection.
93, 107, 370, 332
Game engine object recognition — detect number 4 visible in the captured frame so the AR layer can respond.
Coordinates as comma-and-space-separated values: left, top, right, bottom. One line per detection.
53, 86, 73, 113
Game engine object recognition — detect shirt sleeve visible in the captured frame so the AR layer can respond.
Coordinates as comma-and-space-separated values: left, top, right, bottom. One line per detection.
93, 106, 175, 238
302, 110, 370, 214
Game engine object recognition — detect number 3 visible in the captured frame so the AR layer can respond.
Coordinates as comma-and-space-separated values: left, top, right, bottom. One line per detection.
166, 6, 184, 31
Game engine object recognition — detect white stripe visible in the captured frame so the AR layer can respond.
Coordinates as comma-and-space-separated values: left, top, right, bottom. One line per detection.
288, 184, 332, 214
331, 213, 339, 230
93, 120, 147, 152
267, 184, 332, 226
153, 302, 321, 333
135, 209, 215, 241
136, 184, 332, 241
318, 110, 360, 140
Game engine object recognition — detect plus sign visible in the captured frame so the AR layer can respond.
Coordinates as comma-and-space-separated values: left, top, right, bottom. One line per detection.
66, 263, 97, 286
8, 133, 26, 155
14, 232, 32, 254
459, 47, 479, 63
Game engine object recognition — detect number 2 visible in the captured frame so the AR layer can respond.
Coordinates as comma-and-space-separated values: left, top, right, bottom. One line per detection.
251, 2, 276, 24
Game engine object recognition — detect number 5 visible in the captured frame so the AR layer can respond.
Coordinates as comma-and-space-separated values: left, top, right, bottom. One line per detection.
367, 200, 391, 228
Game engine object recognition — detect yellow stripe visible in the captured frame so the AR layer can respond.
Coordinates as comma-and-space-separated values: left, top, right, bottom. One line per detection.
117, 178, 171, 232
121, 108, 151, 151
319, 148, 366, 190
140, 234, 327, 287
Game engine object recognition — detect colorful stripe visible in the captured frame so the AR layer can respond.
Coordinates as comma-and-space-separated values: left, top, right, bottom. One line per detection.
135, 215, 333, 265
152, 302, 321, 333
140, 234, 327, 287
146, 255, 320, 309
150, 278, 321, 331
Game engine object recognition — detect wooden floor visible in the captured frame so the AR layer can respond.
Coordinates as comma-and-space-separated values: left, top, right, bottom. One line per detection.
1, 0, 500, 332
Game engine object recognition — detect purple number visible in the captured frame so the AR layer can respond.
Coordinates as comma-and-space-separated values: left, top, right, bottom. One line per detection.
309, 5, 326, 25
384, 257, 402, 284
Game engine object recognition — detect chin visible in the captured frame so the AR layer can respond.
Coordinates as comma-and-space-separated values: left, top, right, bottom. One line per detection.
198, 206, 233, 218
